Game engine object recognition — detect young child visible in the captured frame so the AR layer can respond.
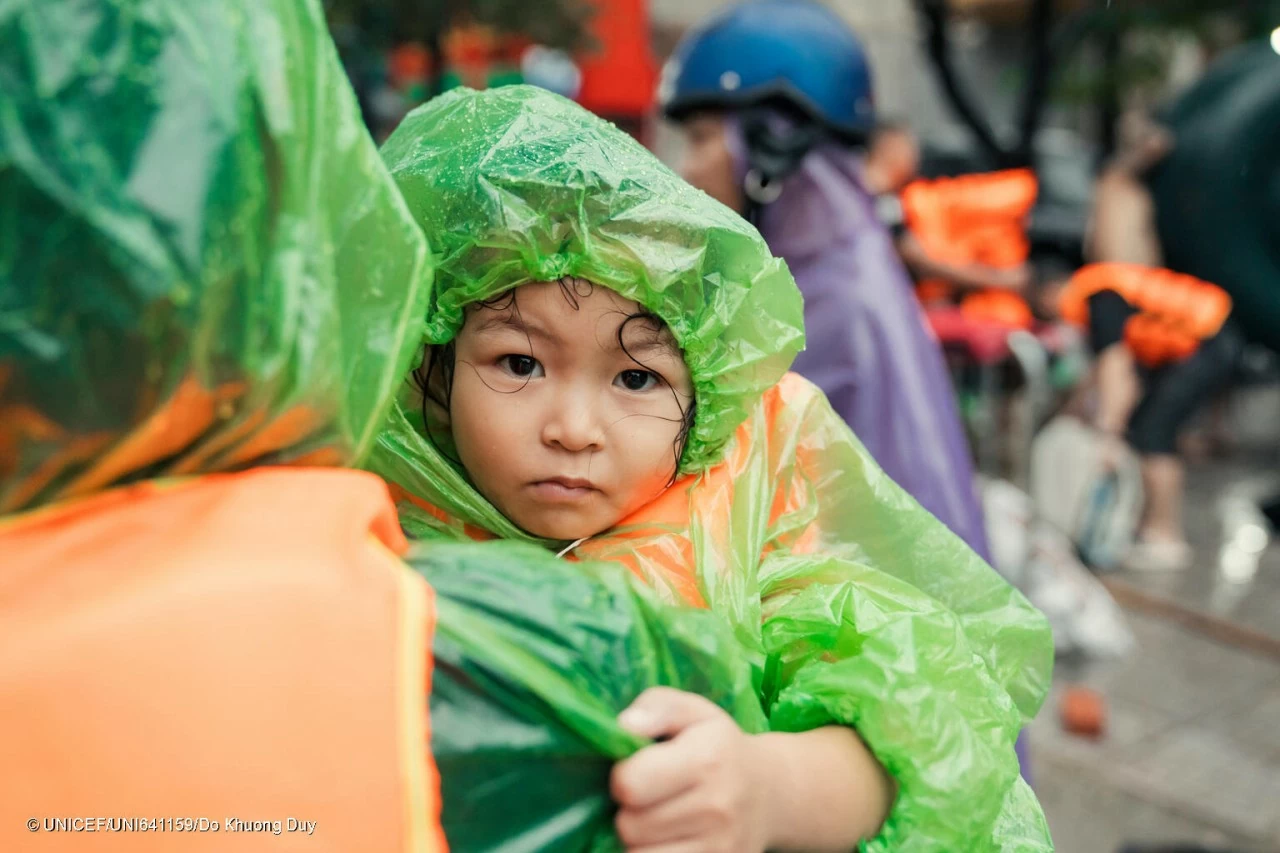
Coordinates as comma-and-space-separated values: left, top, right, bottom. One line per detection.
371, 85, 1054, 852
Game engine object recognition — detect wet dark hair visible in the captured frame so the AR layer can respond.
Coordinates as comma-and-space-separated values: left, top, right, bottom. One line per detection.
411, 277, 697, 484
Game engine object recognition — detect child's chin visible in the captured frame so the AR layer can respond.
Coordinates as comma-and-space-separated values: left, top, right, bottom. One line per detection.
519, 512, 610, 543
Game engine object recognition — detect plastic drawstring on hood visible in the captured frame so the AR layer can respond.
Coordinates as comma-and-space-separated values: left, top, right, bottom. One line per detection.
556, 537, 590, 559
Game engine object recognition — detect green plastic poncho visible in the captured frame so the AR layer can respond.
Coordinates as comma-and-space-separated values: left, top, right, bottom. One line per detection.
371, 85, 1055, 851
420, 540, 769, 852
0, 2, 767, 851
0, 0, 430, 510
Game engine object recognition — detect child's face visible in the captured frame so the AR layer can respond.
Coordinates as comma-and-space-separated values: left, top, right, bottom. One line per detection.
448, 281, 694, 541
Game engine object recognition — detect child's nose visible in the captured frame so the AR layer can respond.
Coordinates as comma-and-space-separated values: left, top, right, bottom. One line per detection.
541, 397, 606, 453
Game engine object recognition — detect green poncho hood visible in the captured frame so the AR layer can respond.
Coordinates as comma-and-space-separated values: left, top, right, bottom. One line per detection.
0, 0, 430, 512
379, 85, 805, 474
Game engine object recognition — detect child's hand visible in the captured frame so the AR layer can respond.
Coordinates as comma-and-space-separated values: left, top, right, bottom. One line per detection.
611, 687, 775, 853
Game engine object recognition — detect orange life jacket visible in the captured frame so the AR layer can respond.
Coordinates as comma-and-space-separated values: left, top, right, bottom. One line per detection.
902, 169, 1038, 329
1059, 263, 1232, 367
0, 468, 446, 852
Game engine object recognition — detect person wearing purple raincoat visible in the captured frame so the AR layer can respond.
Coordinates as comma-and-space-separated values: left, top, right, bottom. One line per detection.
661, 0, 991, 561
661, 0, 1031, 775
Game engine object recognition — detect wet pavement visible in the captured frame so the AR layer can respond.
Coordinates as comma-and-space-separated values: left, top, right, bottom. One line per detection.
1028, 389, 1280, 852
1032, 611, 1280, 852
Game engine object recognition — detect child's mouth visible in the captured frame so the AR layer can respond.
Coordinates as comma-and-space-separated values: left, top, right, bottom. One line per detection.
529, 478, 599, 502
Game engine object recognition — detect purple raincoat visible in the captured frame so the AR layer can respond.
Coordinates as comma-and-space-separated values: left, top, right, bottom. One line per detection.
727, 125, 1033, 777
727, 126, 992, 562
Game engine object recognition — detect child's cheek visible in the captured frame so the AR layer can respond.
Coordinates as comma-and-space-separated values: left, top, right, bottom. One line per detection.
612, 417, 681, 477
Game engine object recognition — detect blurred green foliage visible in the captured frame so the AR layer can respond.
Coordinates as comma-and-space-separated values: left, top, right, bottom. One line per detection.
1054, 0, 1280, 104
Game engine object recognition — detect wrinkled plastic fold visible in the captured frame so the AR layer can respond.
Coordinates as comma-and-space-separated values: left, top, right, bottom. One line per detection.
418, 541, 767, 851
0, 0, 432, 513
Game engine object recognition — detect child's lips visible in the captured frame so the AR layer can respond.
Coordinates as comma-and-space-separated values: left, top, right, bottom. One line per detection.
528, 477, 600, 503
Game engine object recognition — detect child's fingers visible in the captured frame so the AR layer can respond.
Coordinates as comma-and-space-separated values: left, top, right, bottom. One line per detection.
615, 792, 707, 848
617, 686, 725, 740
610, 739, 699, 809
625, 842, 707, 853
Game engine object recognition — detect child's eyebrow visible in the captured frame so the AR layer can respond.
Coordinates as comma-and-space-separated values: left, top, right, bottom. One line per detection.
611, 335, 682, 360
471, 313, 560, 344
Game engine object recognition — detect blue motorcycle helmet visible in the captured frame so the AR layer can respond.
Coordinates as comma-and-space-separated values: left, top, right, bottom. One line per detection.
660, 0, 876, 209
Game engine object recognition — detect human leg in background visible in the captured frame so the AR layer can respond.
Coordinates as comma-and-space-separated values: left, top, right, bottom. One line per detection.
1125, 326, 1244, 570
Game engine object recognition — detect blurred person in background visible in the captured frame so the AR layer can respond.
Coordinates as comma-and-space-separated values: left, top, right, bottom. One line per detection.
865, 122, 1034, 303
660, 0, 992, 567
662, 0, 1050, 781
1060, 118, 1243, 572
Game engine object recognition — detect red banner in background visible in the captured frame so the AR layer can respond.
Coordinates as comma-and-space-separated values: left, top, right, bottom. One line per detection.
577, 0, 658, 119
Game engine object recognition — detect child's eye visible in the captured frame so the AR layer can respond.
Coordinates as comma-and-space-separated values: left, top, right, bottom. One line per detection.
499, 354, 543, 378
617, 369, 661, 392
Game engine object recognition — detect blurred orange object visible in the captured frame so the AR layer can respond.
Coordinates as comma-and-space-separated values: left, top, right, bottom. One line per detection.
577, 0, 658, 118
1059, 685, 1107, 738
901, 169, 1038, 269
1059, 263, 1233, 367
961, 289, 1034, 330
389, 42, 432, 86
1123, 313, 1200, 367
902, 169, 1038, 329
444, 23, 498, 68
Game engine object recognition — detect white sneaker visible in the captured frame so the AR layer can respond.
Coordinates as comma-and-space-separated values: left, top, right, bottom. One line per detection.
1124, 537, 1193, 573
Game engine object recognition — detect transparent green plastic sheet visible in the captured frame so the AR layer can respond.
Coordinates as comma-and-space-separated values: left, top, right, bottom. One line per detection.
417, 540, 768, 852
0, 0, 431, 512
370, 86, 1055, 851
